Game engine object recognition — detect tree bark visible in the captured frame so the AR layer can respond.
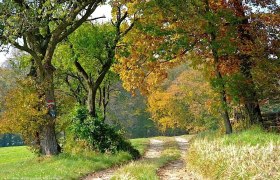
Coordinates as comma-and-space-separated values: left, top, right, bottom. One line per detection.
241, 61, 263, 124
27, 59, 59, 155
39, 66, 59, 155
87, 86, 98, 117
40, 121, 58, 155
217, 72, 233, 134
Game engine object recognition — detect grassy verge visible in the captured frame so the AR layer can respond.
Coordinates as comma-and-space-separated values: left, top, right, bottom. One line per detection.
186, 126, 280, 179
130, 138, 150, 155
0, 138, 149, 179
111, 137, 181, 180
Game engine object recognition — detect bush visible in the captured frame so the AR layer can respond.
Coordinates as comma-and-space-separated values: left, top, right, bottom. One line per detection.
69, 106, 140, 159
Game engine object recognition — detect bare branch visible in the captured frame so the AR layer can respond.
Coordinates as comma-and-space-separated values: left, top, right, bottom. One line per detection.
87, 15, 106, 22
12, 41, 39, 60
122, 21, 135, 36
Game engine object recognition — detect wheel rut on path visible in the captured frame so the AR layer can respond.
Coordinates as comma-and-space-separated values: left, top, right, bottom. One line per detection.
158, 137, 202, 180
83, 139, 164, 180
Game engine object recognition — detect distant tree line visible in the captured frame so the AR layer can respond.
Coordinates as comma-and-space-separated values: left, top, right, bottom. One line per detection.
0, 134, 23, 147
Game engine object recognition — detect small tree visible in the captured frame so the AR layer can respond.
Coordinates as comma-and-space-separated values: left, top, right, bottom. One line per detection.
54, 5, 137, 118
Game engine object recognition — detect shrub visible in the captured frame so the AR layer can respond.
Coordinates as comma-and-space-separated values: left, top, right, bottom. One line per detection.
69, 106, 140, 159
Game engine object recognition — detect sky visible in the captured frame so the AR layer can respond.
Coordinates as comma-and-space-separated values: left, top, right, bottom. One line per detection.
0, 5, 112, 66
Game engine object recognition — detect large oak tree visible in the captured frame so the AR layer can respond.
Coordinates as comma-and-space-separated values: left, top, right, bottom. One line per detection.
0, 0, 104, 155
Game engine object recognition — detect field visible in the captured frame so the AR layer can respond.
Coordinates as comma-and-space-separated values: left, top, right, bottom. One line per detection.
0, 138, 149, 179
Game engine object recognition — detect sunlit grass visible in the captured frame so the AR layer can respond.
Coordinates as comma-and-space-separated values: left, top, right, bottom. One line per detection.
0, 138, 149, 179
186, 127, 280, 179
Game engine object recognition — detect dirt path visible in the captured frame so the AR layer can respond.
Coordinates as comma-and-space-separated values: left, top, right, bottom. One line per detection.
144, 139, 164, 159
158, 137, 202, 180
83, 139, 164, 180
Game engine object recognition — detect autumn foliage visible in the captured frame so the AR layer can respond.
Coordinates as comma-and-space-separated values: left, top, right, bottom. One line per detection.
0, 78, 47, 147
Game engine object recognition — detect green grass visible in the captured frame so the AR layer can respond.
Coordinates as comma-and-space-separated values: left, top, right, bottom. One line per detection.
0, 138, 149, 179
196, 126, 280, 146
223, 126, 280, 146
130, 138, 150, 155
112, 137, 181, 180
186, 126, 280, 179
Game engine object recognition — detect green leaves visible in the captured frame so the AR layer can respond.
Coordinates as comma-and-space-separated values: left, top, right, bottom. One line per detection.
69, 105, 140, 159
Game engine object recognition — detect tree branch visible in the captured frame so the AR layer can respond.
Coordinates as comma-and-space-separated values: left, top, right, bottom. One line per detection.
12, 41, 39, 60
87, 15, 106, 22
74, 60, 90, 82
44, 1, 101, 64
57, 1, 101, 42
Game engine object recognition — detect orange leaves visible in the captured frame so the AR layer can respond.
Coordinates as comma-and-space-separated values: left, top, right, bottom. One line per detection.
115, 55, 176, 94
209, 0, 228, 11
218, 56, 241, 75
257, 13, 280, 26
114, 22, 180, 94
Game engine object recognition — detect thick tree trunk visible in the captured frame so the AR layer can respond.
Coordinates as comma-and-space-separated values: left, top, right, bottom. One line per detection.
245, 101, 263, 124
28, 59, 59, 155
40, 121, 59, 155
39, 68, 59, 155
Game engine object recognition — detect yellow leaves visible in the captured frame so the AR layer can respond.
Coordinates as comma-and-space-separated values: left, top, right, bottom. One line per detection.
146, 66, 221, 132
0, 78, 47, 142
147, 90, 179, 131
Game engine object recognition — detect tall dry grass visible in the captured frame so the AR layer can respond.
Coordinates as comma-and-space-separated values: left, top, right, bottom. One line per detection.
186, 127, 280, 179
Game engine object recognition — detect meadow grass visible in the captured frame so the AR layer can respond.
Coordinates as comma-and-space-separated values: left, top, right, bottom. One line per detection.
111, 136, 181, 180
0, 138, 149, 179
186, 126, 280, 179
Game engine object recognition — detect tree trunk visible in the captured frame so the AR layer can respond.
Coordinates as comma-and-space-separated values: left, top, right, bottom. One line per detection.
205, 0, 232, 134
40, 121, 59, 155
87, 86, 97, 118
39, 68, 59, 155
241, 63, 263, 124
209, 34, 233, 134
214, 58, 233, 134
